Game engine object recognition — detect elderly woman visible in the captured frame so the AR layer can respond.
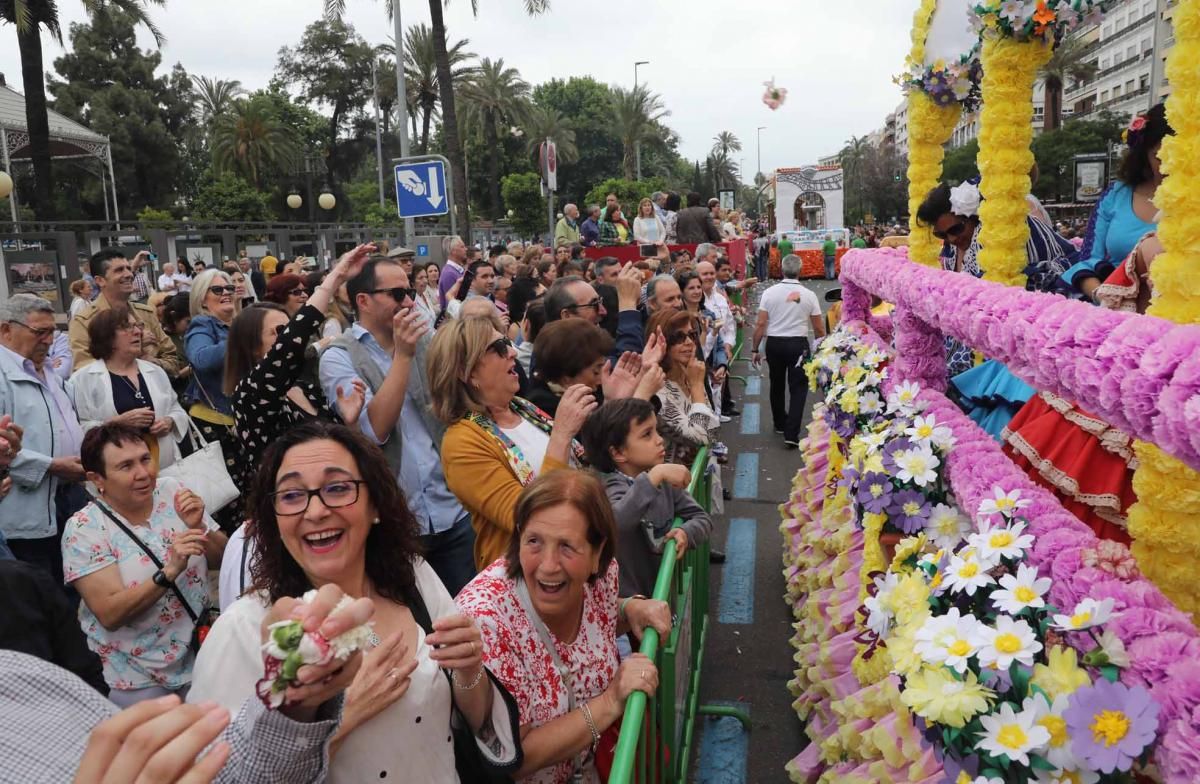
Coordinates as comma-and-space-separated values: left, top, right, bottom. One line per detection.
69, 307, 190, 470
62, 423, 226, 706
644, 310, 718, 466
456, 471, 670, 784
429, 316, 595, 569
68, 278, 94, 319
189, 421, 521, 780
264, 273, 309, 317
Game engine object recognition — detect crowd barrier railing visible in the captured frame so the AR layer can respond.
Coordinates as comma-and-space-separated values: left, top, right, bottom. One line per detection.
608, 447, 750, 784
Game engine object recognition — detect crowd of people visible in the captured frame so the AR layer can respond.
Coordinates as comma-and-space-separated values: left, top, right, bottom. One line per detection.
0, 223, 812, 781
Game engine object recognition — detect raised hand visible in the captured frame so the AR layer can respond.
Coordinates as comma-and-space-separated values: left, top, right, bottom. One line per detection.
641, 328, 666, 368
601, 351, 642, 401
332, 244, 377, 283
391, 308, 429, 359
173, 489, 207, 530
335, 379, 368, 426
634, 363, 666, 400
552, 384, 597, 439
338, 630, 417, 736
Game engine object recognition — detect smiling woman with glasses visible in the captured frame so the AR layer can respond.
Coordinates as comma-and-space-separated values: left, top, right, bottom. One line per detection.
428, 316, 596, 569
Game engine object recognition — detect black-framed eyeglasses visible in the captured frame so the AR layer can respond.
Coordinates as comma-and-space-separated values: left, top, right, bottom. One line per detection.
487, 337, 514, 358
933, 222, 967, 241
371, 287, 416, 303
565, 297, 603, 312
269, 479, 366, 516
208, 285, 235, 296
668, 329, 699, 346
7, 320, 55, 339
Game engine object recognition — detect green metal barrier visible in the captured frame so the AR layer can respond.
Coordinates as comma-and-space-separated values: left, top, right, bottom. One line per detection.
608, 447, 751, 784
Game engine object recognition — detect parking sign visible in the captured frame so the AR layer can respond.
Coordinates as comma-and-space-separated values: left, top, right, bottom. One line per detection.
395, 161, 450, 219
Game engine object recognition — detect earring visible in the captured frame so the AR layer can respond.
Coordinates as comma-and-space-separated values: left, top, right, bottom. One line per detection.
372, 517, 380, 525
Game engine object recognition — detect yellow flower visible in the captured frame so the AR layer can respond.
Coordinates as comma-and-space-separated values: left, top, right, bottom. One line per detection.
887, 617, 927, 678
1031, 645, 1091, 699
844, 366, 866, 387
905, 93, 961, 267
899, 666, 993, 728
862, 452, 886, 475
886, 570, 933, 628
890, 534, 928, 572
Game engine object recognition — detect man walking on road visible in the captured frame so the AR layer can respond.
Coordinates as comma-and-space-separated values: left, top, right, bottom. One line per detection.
751, 255, 825, 448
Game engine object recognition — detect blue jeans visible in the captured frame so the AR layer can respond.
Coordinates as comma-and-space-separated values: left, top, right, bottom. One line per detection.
421, 515, 478, 598
824, 254, 836, 280
755, 251, 768, 281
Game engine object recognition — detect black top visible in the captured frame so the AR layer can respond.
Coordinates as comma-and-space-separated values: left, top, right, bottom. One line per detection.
109, 371, 151, 415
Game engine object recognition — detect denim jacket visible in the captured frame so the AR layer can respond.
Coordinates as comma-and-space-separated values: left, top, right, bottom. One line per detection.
183, 315, 231, 414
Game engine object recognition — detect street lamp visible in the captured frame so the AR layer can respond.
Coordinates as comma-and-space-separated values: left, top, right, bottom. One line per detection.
286, 192, 303, 211
756, 126, 766, 215
0, 170, 12, 199
318, 191, 337, 211
634, 60, 649, 181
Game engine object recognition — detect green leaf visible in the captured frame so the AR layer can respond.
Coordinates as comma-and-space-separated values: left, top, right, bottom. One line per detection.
1029, 754, 1057, 771
1010, 662, 1031, 698
1101, 664, 1120, 683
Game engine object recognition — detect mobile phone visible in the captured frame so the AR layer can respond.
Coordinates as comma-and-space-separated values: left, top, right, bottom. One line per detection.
149, 252, 158, 262
639, 244, 657, 257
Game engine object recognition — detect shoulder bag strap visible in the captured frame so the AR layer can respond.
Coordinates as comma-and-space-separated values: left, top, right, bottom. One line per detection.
89, 496, 200, 624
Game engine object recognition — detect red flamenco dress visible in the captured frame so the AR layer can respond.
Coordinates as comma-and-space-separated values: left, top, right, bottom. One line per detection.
1001, 241, 1150, 544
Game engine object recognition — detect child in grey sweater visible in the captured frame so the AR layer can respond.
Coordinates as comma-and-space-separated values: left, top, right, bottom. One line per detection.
581, 398, 712, 597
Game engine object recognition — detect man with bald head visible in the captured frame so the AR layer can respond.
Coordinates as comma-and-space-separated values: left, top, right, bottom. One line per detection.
554, 203, 581, 248
645, 275, 683, 314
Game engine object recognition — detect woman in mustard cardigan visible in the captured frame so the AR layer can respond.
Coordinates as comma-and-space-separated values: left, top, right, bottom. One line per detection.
428, 316, 596, 569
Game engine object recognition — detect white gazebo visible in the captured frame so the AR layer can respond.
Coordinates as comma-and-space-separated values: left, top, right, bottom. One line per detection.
774, 165, 845, 231
0, 80, 118, 223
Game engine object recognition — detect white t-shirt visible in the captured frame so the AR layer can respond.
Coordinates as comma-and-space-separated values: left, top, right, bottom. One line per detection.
157, 274, 177, 292
500, 418, 550, 476
217, 523, 254, 612
758, 280, 821, 340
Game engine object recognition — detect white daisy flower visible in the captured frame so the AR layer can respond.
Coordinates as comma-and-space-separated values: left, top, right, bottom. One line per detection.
991, 563, 1052, 615
1092, 629, 1131, 668
894, 445, 940, 487
943, 553, 995, 596
1051, 598, 1115, 632
858, 391, 883, 415
863, 572, 898, 638
858, 430, 887, 453
969, 520, 1034, 563
972, 615, 1043, 670
924, 504, 970, 550
976, 701, 1050, 766
905, 415, 955, 449
1023, 692, 1080, 772
978, 487, 1031, 519
913, 607, 981, 673
1033, 768, 1100, 784
887, 381, 923, 413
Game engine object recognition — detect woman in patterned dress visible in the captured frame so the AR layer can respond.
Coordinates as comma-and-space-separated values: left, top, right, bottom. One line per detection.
644, 309, 720, 467
456, 470, 670, 784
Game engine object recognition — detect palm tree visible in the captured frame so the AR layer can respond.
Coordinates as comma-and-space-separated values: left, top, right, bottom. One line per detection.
459, 57, 530, 218
210, 97, 300, 188
377, 24, 475, 152
326, 0, 550, 239
1039, 34, 1098, 132
707, 150, 739, 190
521, 104, 577, 166
192, 76, 243, 127
839, 134, 870, 218
3, 0, 165, 219
712, 131, 742, 159
611, 84, 669, 182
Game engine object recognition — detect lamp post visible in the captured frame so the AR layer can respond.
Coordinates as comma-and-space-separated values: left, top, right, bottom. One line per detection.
634, 60, 649, 181
391, 0, 414, 244
756, 126, 766, 215
370, 58, 386, 209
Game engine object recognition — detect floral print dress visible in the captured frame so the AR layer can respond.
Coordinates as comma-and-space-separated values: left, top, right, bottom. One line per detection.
61, 477, 216, 691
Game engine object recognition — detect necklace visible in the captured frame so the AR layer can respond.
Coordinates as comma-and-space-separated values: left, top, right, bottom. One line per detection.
114, 371, 146, 404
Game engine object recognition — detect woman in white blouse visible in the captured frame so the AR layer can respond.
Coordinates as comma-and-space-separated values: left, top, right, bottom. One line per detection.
632, 198, 666, 245
644, 309, 719, 466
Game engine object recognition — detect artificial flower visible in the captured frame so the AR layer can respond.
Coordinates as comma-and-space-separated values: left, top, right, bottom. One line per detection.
977, 487, 1031, 518
976, 700, 1051, 766
857, 430, 887, 453
1079, 540, 1140, 581
863, 571, 899, 637
925, 504, 970, 550
1063, 680, 1159, 774
882, 436, 916, 473
972, 614, 1042, 670
991, 563, 1052, 615
905, 414, 955, 449
894, 445, 941, 487
949, 180, 983, 218
943, 552, 995, 596
1031, 646, 1092, 700
969, 519, 1034, 563
1032, 769, 1100, 784
858, 390, 883, 415
1052, 598, 1115, 632
855, 473, 893, 515
1024, 692, 1079, 771
888, 570, 935, 628
899, 666, 993, 728
913, 607, 980, 673
887, 381, 922, 413
888, 489, 932, 533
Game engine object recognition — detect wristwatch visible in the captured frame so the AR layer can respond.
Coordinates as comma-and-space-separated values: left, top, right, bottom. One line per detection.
152, 569, 172, 588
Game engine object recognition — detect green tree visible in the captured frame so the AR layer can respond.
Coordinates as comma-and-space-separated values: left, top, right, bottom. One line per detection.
211, 95, 301, 187
611, 84, 668, 181
49, 8, 190, 215
1031, 111, 1124, 201
191, 171, 271, 222
193, 75, 243, 128
941, 140, 980, 186
501, 171, 546, 239
712, 131, 741, 158
583, 177, 667, 214
689, 160, 706, 198
378, 23, 474, 151
520, 105, 577, 167
4, 0, 165, 218
1039, 34, 1099, 133
532, 76, 622, 206
459, 57, 530, 218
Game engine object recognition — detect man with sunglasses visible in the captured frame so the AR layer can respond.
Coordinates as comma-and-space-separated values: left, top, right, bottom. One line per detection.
68, 249, 180, 376
319, 258, 477, 596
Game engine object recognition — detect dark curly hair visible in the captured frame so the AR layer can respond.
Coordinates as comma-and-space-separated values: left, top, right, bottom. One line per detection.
247, 421, 423, 604
1117, 102, 1173, 188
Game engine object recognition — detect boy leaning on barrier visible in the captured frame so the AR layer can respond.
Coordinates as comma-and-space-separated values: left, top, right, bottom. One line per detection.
581, 398, 713, 600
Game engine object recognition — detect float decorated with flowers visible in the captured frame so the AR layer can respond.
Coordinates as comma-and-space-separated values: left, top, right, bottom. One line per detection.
782, 0, 1200, 780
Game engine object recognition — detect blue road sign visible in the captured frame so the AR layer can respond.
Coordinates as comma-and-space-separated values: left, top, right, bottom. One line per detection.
395, 160, 449, 219
417, 244, 429, 257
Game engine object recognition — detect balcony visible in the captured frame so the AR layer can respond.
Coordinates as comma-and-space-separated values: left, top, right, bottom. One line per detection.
1077, 12, 1156, 58
1074, 85, 1151, 119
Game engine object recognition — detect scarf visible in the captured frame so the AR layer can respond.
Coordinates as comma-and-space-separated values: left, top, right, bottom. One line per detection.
466, 397, 585, 485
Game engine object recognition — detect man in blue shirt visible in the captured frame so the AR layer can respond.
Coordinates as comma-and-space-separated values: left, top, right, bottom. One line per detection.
580, 205, 602, 247
319, 258, 476, 596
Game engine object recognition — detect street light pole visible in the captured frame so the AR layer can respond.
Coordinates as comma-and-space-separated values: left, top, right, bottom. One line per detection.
634, 60, 649, 181
756, 126, 766, 215
392, 0, 414, 244
370, 58, 386, 209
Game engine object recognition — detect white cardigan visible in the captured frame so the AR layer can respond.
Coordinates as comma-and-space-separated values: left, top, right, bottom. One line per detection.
68, 359, 190, 468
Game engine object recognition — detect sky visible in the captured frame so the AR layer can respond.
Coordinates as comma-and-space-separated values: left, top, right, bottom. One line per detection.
0, 0, 914, 176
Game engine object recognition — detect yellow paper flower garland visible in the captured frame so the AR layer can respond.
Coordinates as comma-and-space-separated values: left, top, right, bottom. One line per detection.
976, 35, 1052, 288
1127, 0, 1200, 616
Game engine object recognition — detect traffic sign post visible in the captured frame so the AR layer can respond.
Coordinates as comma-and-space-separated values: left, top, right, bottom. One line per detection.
392, 154, 457, 237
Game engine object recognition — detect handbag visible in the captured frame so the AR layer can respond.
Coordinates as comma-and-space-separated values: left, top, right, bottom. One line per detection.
159, 418, 239, 513
89, 496, 218, 654
404, 586, 523, 783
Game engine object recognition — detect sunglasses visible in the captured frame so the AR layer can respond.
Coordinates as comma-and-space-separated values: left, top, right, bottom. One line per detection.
208, 285, 235, 296
371, 287, 416, 303
933, 222, 967, 241
287, 288, 308, 298
667, 330, 699, 346
565, 297, 603, 312
487, 337, 514, 358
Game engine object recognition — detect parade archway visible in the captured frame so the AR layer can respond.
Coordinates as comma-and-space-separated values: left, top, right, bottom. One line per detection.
793, 191, 826, 230
773, 165, 843, 231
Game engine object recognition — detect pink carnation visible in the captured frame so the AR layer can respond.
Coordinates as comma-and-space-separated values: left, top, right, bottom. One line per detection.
1080, 540, 1140, 581
1125, 632, 1200, 692
1158, 705, 1200, 784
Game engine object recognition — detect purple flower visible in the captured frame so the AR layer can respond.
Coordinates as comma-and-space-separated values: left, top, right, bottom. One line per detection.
887, 489, 930, 533
1155, 659, 1200, 726
881, 437, 914, 473
1064, 679, 1159, 774
855, 472, 893, 514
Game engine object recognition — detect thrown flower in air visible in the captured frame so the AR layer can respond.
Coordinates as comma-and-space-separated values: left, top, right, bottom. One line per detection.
944, 552, 996, 596
894, 445, 941, 488
1063, 680, 1159, 773
1052, 597, 1116, 632
924, 503, 970, 550
761, 78, 787, 110
913, 607, 981, 673
972, 614, 1043, 670
991, 563, 1052, 615
976, 701, 1051, 767
978, 486, 1031, 519
969, 519, 1034, 564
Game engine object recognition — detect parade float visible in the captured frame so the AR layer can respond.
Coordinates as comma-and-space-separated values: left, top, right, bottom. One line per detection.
782, 0, 1200, 781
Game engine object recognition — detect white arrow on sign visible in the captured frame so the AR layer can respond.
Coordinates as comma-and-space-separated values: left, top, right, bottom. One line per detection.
427, 165, 443, 209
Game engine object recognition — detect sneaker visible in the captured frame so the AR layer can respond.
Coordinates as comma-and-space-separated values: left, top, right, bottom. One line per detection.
774, 428, 785, 434
723, 408, 741, 417
719, 414, 732, 423
784, 440, 800, 450
711, 442, 729, 457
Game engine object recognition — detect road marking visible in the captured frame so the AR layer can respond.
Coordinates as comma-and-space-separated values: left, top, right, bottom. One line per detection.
745, 376, 761, 397
718, 518, 756, 624
733, 453, 759, 499
739, 403, 760, 436
696, 702, 751, 784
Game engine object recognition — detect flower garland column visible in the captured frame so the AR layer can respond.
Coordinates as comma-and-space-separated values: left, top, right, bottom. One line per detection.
892, 302, 948, 393
976, 35, 1052, 288
1127, 0, 1200, 617
906, 94, 961, 267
